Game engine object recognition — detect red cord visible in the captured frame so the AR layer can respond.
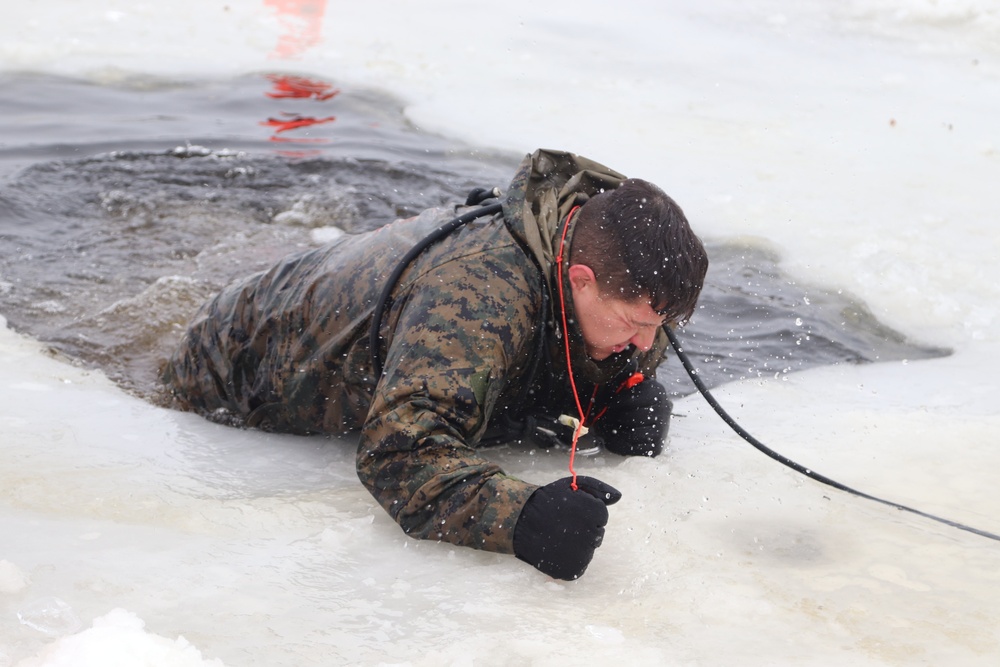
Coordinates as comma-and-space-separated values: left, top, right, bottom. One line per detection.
555, 207, 647, 490
556, 213, 646, 491
555, 206, 584, 490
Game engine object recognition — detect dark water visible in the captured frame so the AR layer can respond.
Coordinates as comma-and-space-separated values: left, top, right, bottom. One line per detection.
0, 72, 947, 404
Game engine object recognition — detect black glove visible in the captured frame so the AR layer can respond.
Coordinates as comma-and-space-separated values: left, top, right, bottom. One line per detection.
512, 476, 621, 580
597, 377, 672, 457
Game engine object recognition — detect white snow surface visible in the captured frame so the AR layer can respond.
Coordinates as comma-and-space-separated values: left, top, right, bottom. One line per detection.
2, 1, 1000, 665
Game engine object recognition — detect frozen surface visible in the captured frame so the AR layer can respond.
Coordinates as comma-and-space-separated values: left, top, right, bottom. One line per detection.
2, 1, 1000, 665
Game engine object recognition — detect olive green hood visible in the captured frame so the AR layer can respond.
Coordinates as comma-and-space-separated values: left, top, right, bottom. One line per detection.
501, 149, 625, 274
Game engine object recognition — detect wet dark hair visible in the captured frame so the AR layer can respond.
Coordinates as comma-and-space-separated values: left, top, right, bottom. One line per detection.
569, 178, 708, 325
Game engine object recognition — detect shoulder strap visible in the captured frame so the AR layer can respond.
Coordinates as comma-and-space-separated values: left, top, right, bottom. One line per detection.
369, 189, 503, 379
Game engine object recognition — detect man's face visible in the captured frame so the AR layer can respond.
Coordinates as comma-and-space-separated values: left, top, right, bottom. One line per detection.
568, 264, 665, 361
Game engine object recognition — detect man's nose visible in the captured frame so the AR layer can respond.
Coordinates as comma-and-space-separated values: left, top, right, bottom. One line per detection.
630, 328, 657, 352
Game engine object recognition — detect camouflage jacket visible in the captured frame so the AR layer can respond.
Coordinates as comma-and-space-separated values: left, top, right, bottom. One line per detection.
164, 149, 671, 554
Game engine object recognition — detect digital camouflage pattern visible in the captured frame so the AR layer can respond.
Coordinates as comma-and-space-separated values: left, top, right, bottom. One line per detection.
163, 149, 672, 554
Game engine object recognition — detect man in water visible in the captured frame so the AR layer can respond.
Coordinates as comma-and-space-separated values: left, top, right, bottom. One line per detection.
163, 149, 709, 580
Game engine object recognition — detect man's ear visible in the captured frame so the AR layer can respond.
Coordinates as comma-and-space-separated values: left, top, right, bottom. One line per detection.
567, 264, 598, 294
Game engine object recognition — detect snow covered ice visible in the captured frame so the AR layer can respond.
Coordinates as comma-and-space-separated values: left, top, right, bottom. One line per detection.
2, 1, 1000, 665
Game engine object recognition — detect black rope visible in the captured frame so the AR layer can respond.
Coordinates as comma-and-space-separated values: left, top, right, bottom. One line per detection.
665, 325, 1000, 542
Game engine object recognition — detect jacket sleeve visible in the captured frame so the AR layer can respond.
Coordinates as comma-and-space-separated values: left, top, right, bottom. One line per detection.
356, 250, 542, 554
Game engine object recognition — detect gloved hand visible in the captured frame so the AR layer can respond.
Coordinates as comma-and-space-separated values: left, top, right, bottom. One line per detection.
512, 476, 621, 580
597, 376, 672, 457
